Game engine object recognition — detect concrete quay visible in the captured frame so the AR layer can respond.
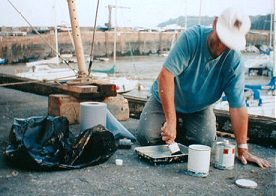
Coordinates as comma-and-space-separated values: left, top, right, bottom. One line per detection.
0, 87, 275, 195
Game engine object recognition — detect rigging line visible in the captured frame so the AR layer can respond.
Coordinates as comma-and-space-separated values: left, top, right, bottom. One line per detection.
6, 0, 77, 73
0, 76, 74, 87
0, 81, 42, 87
88, 0, 100, 76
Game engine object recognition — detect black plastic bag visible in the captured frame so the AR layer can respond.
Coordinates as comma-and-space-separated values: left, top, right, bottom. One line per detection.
4, 116, 117, 170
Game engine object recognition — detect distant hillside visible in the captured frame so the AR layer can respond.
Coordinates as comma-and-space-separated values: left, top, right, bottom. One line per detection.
158, 14, 274, 30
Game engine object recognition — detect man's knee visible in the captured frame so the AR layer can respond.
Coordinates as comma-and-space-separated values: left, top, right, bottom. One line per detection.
136, 127, 149, 146
136, 127, 162, 146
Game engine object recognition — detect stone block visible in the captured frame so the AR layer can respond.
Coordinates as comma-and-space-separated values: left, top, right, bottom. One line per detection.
48, 93, 129, 124
48, 94, 80, 124
104, 94, 129, 121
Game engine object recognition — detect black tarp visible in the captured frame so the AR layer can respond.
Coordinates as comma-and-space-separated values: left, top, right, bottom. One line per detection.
4, 116, 117, 170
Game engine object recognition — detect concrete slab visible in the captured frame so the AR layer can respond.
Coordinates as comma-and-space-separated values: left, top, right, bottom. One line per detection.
0, 87, 275, 195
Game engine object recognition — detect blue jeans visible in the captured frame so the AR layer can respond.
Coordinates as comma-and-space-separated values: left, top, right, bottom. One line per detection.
137, 96, 217, 147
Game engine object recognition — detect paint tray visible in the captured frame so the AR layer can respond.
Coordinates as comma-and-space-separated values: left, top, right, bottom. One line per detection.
134, 143, 188, 164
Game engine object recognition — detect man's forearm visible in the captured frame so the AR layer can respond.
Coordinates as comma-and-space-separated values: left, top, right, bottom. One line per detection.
158, 67, 176, 124
229, 107, 248, 144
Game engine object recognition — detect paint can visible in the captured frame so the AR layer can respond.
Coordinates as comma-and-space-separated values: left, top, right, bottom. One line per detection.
187, 144, 211, 176
214, 140, 235, 170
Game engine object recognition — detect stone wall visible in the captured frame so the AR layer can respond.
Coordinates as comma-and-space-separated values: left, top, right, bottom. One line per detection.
0, 30, 271, 63
0, 31, 180, 63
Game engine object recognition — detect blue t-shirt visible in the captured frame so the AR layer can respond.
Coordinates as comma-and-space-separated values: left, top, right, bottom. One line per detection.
151, 25, 245, 113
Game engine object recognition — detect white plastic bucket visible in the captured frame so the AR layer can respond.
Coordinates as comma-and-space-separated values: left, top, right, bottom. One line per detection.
187, 144, 211, 174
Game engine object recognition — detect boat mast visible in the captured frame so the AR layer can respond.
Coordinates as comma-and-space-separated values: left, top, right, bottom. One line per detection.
66, 0, 87, 78
113, 0, 118, 70
53, 1, 59, 64
184, 0, 188, 30
273, 0, 276, 77
198, 0, 202, 25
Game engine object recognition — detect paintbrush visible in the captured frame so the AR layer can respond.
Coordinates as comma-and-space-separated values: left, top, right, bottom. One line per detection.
161, 122, 182, 155
168, 142, 182, 155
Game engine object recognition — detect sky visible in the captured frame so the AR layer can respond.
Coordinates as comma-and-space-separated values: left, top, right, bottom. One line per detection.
0, 0, 274, 28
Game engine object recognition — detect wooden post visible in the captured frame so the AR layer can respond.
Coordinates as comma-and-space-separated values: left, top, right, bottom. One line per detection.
66, 0, 87, 77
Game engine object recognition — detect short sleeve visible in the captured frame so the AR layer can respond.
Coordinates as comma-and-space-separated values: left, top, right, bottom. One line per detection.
163, 26, 199, 76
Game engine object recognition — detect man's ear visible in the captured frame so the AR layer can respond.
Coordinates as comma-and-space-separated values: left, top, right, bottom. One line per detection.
213, 17, 218, 29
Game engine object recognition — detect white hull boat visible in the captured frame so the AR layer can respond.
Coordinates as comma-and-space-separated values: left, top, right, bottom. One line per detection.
16, 64, 138, 94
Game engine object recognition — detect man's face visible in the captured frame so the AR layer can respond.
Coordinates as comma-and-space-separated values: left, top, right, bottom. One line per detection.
209, 32, 229, 58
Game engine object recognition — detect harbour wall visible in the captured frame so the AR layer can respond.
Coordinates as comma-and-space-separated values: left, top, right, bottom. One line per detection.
0, 30, 271, 63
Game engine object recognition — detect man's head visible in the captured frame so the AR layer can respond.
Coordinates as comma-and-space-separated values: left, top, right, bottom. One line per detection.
216, 7, 251, 51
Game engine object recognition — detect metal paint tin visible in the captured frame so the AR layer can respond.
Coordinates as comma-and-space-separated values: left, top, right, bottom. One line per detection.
214, 140, 235, 170
188, 144, 211, 175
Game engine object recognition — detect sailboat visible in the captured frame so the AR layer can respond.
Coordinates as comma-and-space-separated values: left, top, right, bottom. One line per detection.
88, 26, 139, 93
15, 0, 138, 93
92, 64, 115, 74
243, 3, 275, 117
0, 57, 7, 65
88, 1, 138, 93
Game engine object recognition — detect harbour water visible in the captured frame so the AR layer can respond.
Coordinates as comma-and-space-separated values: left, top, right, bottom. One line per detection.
0, 53, 275, 118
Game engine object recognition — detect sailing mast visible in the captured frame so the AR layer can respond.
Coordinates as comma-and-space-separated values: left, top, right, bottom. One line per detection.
113, 0, 118, 72
53, 1, 59, 64
107, 1, 130, 73
66, 0, 87, 79
273, 0, 276, 78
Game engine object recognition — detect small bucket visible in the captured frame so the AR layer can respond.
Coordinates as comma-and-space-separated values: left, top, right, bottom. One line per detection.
187, 144, 211, 175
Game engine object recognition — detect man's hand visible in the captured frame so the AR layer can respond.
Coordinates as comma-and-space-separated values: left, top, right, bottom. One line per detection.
160, 122, 176, 144
237, 148, 271, 168
229, 108, 271, 168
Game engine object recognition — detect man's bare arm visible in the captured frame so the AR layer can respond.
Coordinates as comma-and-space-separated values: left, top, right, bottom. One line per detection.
229, 107, 271, 168
159, 67, 177, 144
